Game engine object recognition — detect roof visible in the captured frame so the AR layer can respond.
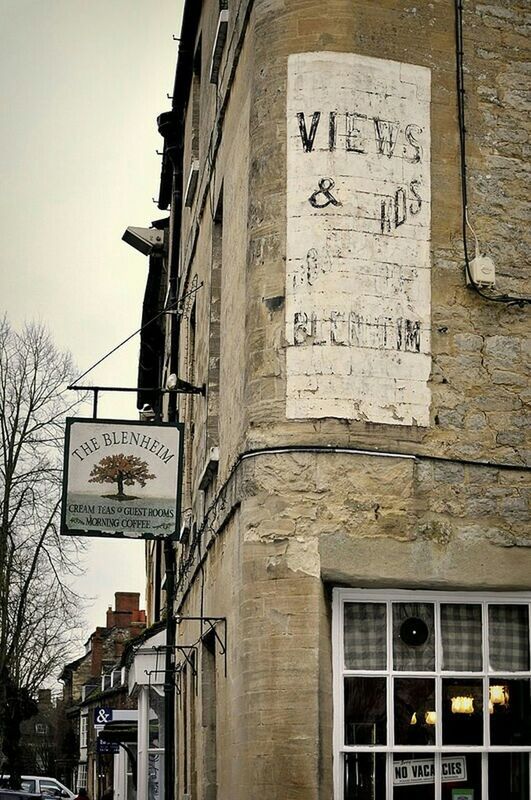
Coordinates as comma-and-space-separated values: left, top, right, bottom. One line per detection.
58, 652, 87, 682
120, 620, 166, 668
157, 0, 203, 209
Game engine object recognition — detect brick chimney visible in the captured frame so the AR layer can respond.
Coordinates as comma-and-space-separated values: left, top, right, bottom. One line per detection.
38, 689, 52, 709
90, 628, 107, 676
106, 592, 146, 628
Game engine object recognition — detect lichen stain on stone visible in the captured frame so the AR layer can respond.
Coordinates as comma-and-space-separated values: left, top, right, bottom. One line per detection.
417, 519, 453, 545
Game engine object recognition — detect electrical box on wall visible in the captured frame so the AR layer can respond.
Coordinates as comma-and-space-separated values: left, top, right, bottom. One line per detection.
466, 254, 496, 288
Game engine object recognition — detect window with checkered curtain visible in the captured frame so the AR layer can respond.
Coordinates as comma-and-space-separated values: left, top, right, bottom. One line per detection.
334, 590, 531, 800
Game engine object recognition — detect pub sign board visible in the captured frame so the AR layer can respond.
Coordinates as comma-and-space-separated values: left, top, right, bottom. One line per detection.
61, 418, 184, 540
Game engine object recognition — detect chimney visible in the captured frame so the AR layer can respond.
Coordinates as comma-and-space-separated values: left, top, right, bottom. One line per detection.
106, 593, 146, 629
115, 592, 140, 613
90, 629, 106, 676
38, 689, 52, 708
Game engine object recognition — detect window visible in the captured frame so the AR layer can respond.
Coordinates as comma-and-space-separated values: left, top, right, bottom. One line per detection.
179, 656, 197, 798
209, 2, 229, 84
202, 632, 218, 798
184, 301, 196, 505
77, 764, 88, 792
207, 190, 223, 454
333, 589, 531, 799
148, 689, 165, 800
79, 714, 88, 750
41, 782, 61, 795
191, 38, 202, 161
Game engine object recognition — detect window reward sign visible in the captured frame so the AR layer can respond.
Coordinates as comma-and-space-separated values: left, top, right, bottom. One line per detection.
61, 418, 183, 539
286, 53, 431, 426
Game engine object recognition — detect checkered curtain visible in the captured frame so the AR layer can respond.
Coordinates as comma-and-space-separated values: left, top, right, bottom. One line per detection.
441, 604, 483, 671
344, 603, 386, 670
489, 604, 529, 672
393, 603, 435, 671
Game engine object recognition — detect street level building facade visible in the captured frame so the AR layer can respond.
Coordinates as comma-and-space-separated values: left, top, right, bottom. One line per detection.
132, 1, 530, 798
59, 593, 146, 800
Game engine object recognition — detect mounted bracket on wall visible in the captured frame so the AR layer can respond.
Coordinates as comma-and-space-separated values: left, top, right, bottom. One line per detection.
176, 616, 227, 677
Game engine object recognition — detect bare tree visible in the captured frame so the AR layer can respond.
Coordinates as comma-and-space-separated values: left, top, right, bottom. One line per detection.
0, 318, 86, 787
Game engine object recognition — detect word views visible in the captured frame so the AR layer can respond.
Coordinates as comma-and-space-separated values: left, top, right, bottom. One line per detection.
297, 111, 423, 161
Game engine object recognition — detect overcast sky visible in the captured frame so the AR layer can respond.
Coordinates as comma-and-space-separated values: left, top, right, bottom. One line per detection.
1, 0, 183, 646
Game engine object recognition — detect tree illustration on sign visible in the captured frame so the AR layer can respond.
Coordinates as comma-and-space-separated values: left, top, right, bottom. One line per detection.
88, 453, 156, 500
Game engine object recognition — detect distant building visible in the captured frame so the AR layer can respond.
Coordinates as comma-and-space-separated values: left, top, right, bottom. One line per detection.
128, 1, 530, 798
59, 593, 146, 799
18, 690, 57, 777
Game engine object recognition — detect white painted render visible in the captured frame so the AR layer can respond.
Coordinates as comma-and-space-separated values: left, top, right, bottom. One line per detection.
286, 52, 432, 426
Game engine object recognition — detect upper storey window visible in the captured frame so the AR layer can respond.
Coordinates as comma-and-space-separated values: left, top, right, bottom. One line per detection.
191, 37, 201, 160
210, 1, 229, 84
184, 38, 201, 208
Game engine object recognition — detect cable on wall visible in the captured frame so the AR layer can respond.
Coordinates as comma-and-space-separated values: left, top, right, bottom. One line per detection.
68, 282, 203, 387
455, 0, 530, 307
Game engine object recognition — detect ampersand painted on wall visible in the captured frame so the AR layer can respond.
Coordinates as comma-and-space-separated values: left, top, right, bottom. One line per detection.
309, 177, 342, 209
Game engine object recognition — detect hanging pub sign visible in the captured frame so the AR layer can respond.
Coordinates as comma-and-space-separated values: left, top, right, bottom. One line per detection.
61, 418, 184, 540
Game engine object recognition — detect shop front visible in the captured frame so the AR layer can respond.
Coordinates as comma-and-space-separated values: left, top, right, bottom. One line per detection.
127, 630, 166, 800
333, 589, 531, 799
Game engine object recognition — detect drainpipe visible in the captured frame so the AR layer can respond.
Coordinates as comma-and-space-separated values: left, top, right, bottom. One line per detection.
157, 108, 183, 800
163, 539, 175, 800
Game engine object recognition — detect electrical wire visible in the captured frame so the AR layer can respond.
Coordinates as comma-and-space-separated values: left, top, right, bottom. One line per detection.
68, 282, 203, 387
455, 0, 530, 306
174, 442, 530, 604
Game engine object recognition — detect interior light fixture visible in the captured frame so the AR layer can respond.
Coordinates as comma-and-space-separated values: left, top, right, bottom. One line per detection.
489, 685, 509, 707
399, 617, 429, 647
425, 711, 437, 725
451, 696, 475, 715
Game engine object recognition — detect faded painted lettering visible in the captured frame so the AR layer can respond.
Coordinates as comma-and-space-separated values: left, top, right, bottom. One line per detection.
287, 53, 431, 425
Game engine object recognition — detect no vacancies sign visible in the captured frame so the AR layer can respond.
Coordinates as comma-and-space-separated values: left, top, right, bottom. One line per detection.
61, 418, 183, 539
394, 756, 467, 786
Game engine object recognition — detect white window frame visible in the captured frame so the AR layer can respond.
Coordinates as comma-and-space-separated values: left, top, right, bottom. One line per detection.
77, 762, 88, 791
332, 588, 531, 800
79, 713, 88, 750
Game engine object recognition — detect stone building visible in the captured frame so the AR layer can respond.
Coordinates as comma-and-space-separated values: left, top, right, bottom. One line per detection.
134, 1, 530, 798
59, 593, 146, 798
17, 690, 61, 778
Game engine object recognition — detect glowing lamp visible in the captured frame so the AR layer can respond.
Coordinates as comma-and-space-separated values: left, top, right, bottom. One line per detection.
451, 696, 474, 714
489, 685, 509, 707
425, 711, 437, 725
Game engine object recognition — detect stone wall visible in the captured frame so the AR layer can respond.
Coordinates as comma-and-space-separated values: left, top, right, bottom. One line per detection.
171, 1, 530, 798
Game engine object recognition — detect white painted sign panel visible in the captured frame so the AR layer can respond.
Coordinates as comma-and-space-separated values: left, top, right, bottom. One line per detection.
394, 756, 467, 785
61, 418, 183, 539
286, 52, 431, 425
